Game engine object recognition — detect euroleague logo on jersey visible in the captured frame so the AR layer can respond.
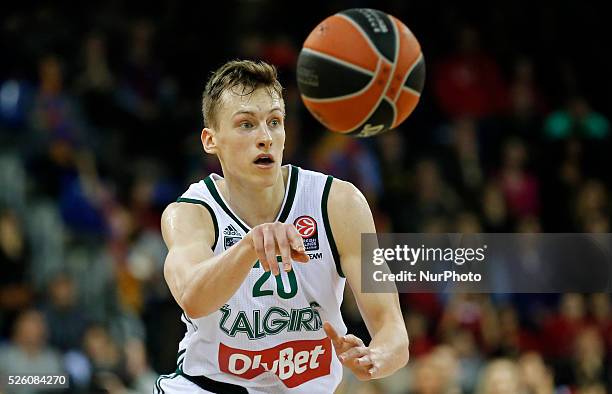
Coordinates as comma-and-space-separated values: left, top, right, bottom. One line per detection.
294, 216, 316, 238
294, 216, 319, 251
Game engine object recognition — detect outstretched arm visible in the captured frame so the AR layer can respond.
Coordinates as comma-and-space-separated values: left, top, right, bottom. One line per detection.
325, 179, 409, 380
162, 202, 309, 319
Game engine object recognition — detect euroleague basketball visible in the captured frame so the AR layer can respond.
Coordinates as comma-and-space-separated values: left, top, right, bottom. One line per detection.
297, 8, 425, 137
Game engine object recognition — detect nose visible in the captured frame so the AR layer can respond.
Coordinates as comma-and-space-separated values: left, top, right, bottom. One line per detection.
256, 124, 273, 149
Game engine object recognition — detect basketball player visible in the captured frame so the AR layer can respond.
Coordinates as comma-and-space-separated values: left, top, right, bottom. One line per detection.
156, 60, 408, 393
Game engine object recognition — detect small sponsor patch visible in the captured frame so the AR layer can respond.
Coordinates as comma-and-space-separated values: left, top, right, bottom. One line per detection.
294, 216, 319, 251
224, 224, 242, 249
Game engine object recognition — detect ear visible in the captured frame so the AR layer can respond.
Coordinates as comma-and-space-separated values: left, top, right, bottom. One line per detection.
201, 128, 218, 154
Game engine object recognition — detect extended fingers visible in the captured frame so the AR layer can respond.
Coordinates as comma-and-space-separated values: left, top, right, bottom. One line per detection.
356, 355, 373, 367
275, 224, 292, 272
252, 228, 270, 272
287, 226, 309, 263
343, 334, 365, 347
251, 223, 310, 274
262, 226, 278, 275
323, 322, 343, 349
338, 346, 368, 363
351, 352, 379, 381
286, 225, 306, 253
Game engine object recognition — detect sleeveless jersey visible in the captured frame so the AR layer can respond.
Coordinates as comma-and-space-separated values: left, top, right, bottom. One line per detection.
174, 165, 347, 393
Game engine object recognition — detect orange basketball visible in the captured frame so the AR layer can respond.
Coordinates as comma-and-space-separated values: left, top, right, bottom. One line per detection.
297, 8, 425, 137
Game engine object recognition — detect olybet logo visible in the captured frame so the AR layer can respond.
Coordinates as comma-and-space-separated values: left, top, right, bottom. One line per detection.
218, 338, 332, 388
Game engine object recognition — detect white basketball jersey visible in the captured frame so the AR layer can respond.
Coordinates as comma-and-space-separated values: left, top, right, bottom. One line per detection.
174, 165, 347, 393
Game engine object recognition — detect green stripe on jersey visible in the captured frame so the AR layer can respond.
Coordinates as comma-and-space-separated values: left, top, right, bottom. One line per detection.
322, 176, 343, 277
278, 165, 299, 222
204, 177, 250, 233
176, 197, 219, 250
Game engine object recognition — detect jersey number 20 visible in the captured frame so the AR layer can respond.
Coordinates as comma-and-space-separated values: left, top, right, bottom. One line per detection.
252, 259, 298, 299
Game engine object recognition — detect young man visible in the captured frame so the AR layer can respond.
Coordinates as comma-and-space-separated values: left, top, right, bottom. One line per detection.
157, 60, 408, 393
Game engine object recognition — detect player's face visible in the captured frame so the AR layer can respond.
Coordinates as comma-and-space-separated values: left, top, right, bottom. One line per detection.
208, 86, 286, 185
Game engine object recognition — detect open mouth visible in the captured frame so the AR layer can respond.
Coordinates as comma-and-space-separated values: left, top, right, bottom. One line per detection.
254, 155, 274, 165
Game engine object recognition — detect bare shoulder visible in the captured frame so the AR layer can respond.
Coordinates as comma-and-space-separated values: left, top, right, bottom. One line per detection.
327, 178, 375, 249
161, 202, 216, 249
327, 178, 371, 216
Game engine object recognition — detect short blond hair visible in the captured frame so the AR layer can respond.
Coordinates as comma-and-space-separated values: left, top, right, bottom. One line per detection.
202, 60, 283, 128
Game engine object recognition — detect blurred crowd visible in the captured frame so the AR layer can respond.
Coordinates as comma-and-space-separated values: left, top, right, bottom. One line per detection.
1, 1, 611, 393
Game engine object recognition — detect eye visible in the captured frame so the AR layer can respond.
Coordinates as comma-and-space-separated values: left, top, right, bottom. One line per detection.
269, 118, 281, 127
239, 121, 254, 129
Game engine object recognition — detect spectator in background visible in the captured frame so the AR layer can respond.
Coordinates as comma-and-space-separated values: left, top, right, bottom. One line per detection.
589, 293, 612, 353
481, 181, 510, 231
376, 130, 412, 231
41, 273, 88, 352
261, 35, 298, 74
82, 323, 123, 391
410, 355, 448, 394
125, 337, 158, 393
29, 55, 90, 151
404, 312, 435, 359
454, 211, 482, 233
309, 133, 391, 231
433, 25, 508, 120
0, 77, 34, 135
574, 179, 609, 231
408, 158, 460, 231
115, 19, 179, 158
0, 309, 64, 393
411, 345, 462, 394
541, 293, 588, 359
506, 57, 547, 138
117, 20, 161, 123
569, 327, 609, 390
541, 137, 585, 231
444, 118, 484, 205
27, 54, 109, 238
497, 137, 540, 220
57, 149, 109, 237
559, 139, 585, 188
74, 32, 118, 129
448, 328, 485, 393
309, 133, 383, 202
517, 352, 556, 394
496, 305, 540, 357
544, 97, 610, 141
437, 294, 498, 354
544, 97, 611, 185
475, 358, 522, 394
0, 207, 32, 338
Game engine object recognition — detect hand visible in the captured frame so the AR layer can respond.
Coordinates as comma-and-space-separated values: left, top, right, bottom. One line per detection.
323, 322, 380, 380
248, 222, 310, 276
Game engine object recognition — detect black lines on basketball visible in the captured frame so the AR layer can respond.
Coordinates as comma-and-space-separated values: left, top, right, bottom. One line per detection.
338, 9, 397, 64
297, 50, 374, 99
350, 98, 395, 137
404, 54, 426, 94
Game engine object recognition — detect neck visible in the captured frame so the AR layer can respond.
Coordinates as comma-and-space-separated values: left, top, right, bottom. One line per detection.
217, 166, 289, 228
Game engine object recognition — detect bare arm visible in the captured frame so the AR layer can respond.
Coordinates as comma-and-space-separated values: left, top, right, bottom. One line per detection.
324, 179, 409, 380
162, 202, 309, 318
